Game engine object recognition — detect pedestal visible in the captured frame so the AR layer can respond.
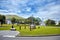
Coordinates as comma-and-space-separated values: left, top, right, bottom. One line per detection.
30, 24, 36, 29
10, 28, 16, 31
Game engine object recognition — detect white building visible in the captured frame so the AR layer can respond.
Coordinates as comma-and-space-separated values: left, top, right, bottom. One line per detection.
55, 21, 59, 25
39, 21, 46, 26
6, 19, 12, 24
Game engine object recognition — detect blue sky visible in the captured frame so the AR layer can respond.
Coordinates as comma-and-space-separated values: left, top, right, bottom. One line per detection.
0, 0, 60, 21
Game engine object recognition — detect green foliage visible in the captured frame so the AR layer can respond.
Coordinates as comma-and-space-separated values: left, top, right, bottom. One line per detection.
27, 16, 41, 25
0, 15, 6, 25
45, 19, 56, 26
5, 15, 42, 25
11, 17, 16, 24
58, 21, 60, 26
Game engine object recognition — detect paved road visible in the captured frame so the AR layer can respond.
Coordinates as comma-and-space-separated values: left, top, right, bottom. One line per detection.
0, 30, 19, 37
0, 36, 60, 40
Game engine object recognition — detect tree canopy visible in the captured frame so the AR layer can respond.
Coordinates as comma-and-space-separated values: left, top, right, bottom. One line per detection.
11, 17, 16, 24
0, 15, 6, 25
45, 19, 55, 26
27, 16, 41, 25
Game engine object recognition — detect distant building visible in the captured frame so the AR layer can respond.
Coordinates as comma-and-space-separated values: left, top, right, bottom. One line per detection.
6, 19, 12, 24
39, 21, 46, 26
39, 18, 46, 26
55, 21, 59, 25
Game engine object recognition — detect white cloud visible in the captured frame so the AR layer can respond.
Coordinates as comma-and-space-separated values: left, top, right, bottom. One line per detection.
0, 12, 18, 15
0, 10, 8, 12
26, 7, 31, 12
34, 2, 60, 21
0, 10, 18, 15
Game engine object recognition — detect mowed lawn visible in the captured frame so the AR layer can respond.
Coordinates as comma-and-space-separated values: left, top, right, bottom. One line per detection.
0, 24, 60, 36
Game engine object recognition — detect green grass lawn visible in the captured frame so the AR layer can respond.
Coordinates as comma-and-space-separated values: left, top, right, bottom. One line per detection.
0, 24, 60, 36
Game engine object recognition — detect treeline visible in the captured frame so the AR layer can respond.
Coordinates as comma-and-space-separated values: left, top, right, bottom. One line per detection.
0, 14, 60, 26
11, 16, 41, 25
45, 19, 57, 26
10, 16, 60, 26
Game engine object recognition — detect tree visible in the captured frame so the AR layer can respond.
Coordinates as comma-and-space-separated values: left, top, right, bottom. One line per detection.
2, 15, 6, 24
11, 17, 16, 24
0, 15, 6, 26
35, 17, 41, 25
58, 21, 60, 26
27, 16, 41, 25
45, 19, 55, 26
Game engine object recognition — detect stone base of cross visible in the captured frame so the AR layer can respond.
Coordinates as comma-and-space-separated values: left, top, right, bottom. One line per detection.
30, 24, 36, 29
10, 28, 16, 31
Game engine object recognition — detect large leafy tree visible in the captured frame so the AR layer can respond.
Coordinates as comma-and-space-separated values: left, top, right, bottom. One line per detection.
0, 15, 6, 26
11, 17, 16, 24
27, 16, 41, 25
45, 19, 55, 26
58, 21, 60, 26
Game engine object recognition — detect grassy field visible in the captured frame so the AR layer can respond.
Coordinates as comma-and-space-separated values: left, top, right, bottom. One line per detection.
0, 24, 60, 36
